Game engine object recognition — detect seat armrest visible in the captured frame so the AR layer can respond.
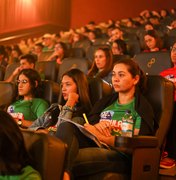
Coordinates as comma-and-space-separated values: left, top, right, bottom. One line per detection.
115, 136, 158, 148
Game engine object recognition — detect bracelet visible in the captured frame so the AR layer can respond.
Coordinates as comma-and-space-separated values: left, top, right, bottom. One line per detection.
63, 105, 73, 112
17, 119, 23, 127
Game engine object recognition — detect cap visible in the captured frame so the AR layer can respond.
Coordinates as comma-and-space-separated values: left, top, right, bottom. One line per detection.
42, 33, 53, 39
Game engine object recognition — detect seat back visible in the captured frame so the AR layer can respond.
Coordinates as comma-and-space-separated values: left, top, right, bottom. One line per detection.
72, 39, 91, 53
134, 51, 172, 75
35, 61, 59, 81
39, 51, 54, 61
41, 80, 60, 105
4, 62, 20, 80
0, 81, 15, 108
144, 75, 174, 148
113, 54, 131, 64
0, 65, 5, 80
69, 48, 86, 58
126, 39, 141, 57
88, 77, 113, 106
57, 58, 89, 83
22, 129, 67, 180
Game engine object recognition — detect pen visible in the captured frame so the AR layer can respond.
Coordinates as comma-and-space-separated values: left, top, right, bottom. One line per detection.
83, 113, 89, 124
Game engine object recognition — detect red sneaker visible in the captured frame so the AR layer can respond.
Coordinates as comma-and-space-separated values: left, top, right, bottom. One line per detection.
160, 157, 175, 169
161, 151, 168, 159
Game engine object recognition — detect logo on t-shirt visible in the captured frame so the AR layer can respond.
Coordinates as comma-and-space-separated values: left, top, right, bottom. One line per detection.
100, 110, 122, 136
100, 110, 114, 120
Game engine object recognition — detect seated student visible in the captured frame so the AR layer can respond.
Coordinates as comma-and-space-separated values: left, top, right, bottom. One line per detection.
111, 39, 128, 55
42, 33, 55, 52
7, 69, 49, 128
5, 54, 36, 82
33, 43, 45, 62
108, 27, 124, 43
55, 59, 155, 180
0, 46, 8, 68
47, 42, 68, 64
0, 110, 41, 179
160, 42, 176, 168
29, 68, 92, 132
87, 47, 113, 85
10, 45, 23, 63
143, 30, 164, 52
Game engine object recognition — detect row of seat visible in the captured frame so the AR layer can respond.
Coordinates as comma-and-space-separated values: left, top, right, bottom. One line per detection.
72, 33, 176, 59
0, 76, 113, 109
0, 80, 60, 109
0, 57, 90, 83
0, 50, 172, 83
134, 51, 172, 75
19, 75, 174, 180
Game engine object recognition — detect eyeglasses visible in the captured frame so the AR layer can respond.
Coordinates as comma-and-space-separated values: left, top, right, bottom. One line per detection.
16, 79, 29, 85
170, 47, 176, 52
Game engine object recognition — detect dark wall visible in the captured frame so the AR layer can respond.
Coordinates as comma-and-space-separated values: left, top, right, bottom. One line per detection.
70, 0, 176, 28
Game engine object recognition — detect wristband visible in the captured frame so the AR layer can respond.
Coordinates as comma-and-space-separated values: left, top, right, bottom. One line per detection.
17, 119, 23, 127
63, 105, 73, 112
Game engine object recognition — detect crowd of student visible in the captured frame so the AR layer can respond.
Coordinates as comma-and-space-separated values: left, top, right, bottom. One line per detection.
0, 9, 176, 68
0, 8, 176, 179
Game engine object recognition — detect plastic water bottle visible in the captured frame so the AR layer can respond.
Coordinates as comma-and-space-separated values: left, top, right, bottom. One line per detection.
8, 106, 14, 113
121, 110, 134, 137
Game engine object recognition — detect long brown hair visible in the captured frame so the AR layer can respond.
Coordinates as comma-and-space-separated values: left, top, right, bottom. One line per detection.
144, 30, 163, 50
15, 69, 43, 100
88, 47, 113, 78
0, 110, 31, 174
59, 68, 92, 113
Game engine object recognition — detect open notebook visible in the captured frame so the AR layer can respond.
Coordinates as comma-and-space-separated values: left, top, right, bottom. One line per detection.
60, 117, 110, 149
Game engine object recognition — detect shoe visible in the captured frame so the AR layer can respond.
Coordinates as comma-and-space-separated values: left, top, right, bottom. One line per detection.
160, 157, 175, 169
161, 151, 168, 159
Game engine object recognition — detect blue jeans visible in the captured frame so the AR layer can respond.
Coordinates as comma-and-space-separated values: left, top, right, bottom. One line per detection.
55, 121, 131, 178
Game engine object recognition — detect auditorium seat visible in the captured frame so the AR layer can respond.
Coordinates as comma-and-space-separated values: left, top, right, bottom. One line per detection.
0, 81, 15, 109
72, 39, 92, 53
69, 47, 86, 58
22, 129, 67, 180
57, 57, 90, 83
126, 39, 141, 57
35, 60, 59, 81
0, 65, 5, 80
113, 54, 131, 64
72, 75, 174, 180
41, 80, 60, 105
4, 62, 20, 81
88, 77, 113, 106
134, 51, 172, 75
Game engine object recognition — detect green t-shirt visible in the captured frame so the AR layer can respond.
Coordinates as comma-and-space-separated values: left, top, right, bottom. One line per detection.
8, 98, 49, 121
0, 165, 41, 180
100, 98, 141, 136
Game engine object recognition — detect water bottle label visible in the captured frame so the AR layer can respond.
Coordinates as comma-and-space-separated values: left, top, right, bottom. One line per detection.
10, 112, 24, 120
122, 122, 133, 131
7, 106, 14, 113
